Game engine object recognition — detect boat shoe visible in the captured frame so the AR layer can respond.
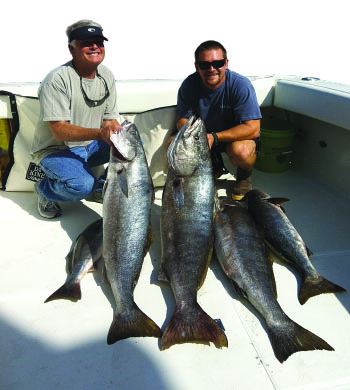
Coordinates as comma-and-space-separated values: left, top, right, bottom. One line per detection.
232, 167, 252, 200
34, 182, 62, 219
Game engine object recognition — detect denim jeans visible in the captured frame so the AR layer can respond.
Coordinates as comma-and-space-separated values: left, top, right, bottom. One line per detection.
37, 140, 110, 203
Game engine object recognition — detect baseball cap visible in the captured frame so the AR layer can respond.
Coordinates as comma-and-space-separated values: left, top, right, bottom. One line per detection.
68, 26, 108, 43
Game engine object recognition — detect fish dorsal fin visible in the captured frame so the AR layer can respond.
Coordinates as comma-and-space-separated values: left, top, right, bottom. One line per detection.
173, 178, 184, 209
117, 167, 128, 197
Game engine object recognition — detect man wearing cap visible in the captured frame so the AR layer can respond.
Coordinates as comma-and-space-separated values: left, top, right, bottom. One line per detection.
31, 19, 120, 218
175, 40, 261, 200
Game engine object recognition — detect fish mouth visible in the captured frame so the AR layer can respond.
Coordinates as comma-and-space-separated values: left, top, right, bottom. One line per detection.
111, 145, 128, 161
173, 116, 196, 142
184, 118, 202, 138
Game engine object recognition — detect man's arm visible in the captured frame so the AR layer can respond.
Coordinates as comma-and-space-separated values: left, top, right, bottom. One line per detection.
207, 119, 260, 148
173, 118, 260, 149
49, 119, 121, 145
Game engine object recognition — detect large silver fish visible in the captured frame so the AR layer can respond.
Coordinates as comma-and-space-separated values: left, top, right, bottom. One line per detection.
44, 218, 103, 303
159, 117, 228, 350
244, 189, 346, 304
214, 197, 334, 363
103, 120, 161, 345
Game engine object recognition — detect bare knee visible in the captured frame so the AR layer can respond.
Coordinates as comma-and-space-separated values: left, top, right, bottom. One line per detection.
226, 141, 256, 168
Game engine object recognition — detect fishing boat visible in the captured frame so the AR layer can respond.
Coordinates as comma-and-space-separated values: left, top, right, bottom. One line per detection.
1, 76, 349, 390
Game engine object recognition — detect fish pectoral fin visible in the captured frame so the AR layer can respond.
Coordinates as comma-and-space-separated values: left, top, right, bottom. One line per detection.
102, 177, 109, 198
173, 178, 184, 209
117, 167, 128, 197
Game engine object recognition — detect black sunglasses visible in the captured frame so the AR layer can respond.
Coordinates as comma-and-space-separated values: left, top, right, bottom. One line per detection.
197, 59, 226, 70
79, 71, 110, 107
72, 62, 110, 107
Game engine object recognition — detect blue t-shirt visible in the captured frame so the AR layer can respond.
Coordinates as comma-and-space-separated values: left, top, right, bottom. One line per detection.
177, 70, 261, 133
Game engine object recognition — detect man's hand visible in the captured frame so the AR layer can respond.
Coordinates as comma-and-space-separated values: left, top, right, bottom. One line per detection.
102, 120, 121, 145
207, 133, 214, 149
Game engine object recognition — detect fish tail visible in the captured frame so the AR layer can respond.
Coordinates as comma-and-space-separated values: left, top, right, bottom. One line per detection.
160, 302, 228, 351
107, 304, 162, 345
269, 320, 334, 363
299, 276, 346, 305
44, 282, 81, 303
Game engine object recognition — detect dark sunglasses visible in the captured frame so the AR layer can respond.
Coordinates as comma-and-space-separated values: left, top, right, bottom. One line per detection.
80, 71, 110, 107
197, 59, 226, 70
78, 39, 105, 48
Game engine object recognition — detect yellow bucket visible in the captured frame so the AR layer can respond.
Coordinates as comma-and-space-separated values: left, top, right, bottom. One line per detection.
0, 119, 10, 151
255, 119, 297, 173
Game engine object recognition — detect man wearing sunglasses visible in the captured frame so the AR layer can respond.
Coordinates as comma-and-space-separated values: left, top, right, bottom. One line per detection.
176, 40, 261, 200
31, 20, 120, 218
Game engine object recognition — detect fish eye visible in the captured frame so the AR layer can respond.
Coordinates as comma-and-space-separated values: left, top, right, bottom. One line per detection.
194, 135, 199, 141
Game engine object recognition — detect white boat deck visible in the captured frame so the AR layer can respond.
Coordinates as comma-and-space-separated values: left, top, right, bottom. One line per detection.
1, 165, 349, 390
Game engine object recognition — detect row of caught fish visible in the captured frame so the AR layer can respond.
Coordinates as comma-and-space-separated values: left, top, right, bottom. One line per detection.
44, 118, 346, 363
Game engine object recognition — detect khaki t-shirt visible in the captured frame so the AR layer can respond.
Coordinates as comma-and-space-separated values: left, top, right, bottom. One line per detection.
31, 61, 119, 163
